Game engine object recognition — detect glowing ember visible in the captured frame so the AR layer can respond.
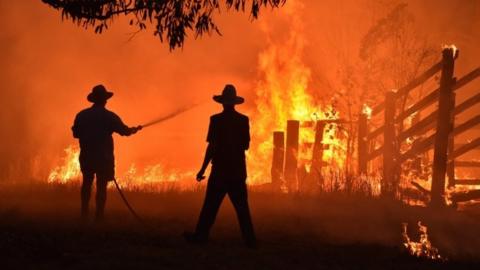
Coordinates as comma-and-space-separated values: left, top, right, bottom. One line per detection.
442, 44, 459, 57
402, 222, 443, 260
362, 104, 372, 119
319, 107, 346, 169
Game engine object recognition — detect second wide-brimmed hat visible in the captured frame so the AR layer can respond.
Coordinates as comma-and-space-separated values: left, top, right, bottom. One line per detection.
213, 84, 244, 105
87, 84, 114, 103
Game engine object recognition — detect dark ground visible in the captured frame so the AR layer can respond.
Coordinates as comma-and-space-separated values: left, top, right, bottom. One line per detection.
1, 182, 479, 270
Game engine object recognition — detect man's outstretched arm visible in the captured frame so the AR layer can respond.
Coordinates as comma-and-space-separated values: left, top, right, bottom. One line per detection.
112, 113, 142, 136
196, 143, 213, 181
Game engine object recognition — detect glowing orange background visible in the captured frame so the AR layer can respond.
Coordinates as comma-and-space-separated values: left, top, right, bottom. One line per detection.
0, 0, 479, 181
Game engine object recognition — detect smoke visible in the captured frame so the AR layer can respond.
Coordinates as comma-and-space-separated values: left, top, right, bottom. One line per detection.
0, 0, 479, 182
142, 102, 204, 128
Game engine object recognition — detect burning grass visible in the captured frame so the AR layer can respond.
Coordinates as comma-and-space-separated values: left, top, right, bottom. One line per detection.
47, 144, 380, 194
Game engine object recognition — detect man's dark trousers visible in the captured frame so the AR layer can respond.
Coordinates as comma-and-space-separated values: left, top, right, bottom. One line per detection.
81, 172, 108, 219
195, 177, 256, 244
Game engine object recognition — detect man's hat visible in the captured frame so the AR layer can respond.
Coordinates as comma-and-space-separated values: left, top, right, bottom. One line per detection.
213, 84, 244, 105
87, 84, 114, 103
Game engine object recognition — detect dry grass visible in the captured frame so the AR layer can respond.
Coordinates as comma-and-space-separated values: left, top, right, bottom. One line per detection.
0, 181, 479, 269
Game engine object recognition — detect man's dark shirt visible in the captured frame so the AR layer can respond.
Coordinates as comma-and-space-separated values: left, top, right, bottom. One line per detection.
207, 110, 250, 180
72, 104, 133, 180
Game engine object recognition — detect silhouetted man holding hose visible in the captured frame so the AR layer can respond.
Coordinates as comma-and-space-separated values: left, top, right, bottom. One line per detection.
184, 84, 256, 248
72, 85, 142, 222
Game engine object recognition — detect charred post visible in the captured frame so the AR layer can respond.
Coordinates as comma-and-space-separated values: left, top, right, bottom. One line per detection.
285, 120, 300, 192
271, 131, 285, 190
447, 92, 456, 188
383, 90, 398, 197
358, 113, 368, 175
431, 48, 456, 207
311, 121, 326, 176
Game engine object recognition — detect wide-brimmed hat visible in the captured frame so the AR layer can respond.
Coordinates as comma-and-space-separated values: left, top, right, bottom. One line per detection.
87, 84, 113, 103
213, 84, 244, 105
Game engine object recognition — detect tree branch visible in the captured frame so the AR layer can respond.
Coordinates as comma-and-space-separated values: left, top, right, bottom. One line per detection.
41, 0, 286, 49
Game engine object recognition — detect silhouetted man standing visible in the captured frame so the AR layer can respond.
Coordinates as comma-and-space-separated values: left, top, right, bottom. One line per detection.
184, 84, 256, 248
72, 85, 142, 222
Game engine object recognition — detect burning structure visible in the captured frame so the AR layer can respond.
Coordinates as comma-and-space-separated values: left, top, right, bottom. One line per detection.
258, 45, 480, 208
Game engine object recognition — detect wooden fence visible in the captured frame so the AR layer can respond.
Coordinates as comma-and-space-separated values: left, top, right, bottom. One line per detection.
358, 47, 480, 206
269, 47, 480, 206
271, 118, 350, 192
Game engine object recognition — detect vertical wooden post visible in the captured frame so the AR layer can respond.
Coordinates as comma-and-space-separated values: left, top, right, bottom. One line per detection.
358, 113, 368, 175
431, 48, 456, 207
447, 92, 456, 188
285, 120, 300, 192
411, 112, 422, 175
383, 90, 398, 197
311, 121, 326, 175
271, 131, 285, 190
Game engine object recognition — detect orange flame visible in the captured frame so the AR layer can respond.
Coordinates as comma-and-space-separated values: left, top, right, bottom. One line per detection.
248, 0, 348, 184
402, 222, 443, 260
362, 104, 372, 119
48, 145, 81, 184
47, 145, 196, 190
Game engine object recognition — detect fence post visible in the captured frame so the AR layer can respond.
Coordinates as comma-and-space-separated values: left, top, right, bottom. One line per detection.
410, 113, 423, 175
285, 120, 300, 192
431, 48, 456, 207
271, 131, 285, 190
358, 113, 368, 175
447, 92, 456, 188
383, 90, 398, 197
311, 121, 326, 176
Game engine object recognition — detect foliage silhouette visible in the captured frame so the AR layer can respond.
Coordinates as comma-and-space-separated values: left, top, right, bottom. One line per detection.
42, 0, 286, 49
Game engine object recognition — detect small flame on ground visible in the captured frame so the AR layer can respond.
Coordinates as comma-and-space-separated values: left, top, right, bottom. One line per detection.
402, 221, 443, 260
